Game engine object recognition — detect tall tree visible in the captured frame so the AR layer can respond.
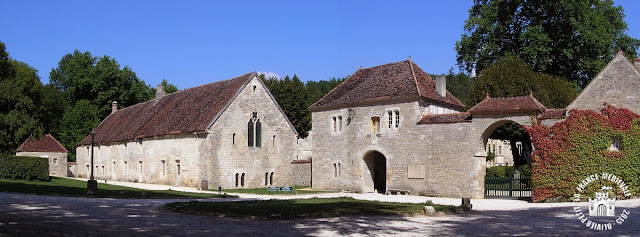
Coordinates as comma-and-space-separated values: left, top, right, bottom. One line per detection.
0, 42, 46, 153
456, 0, 640, 87
50, 50, 154, 159
263, 74, 311, 138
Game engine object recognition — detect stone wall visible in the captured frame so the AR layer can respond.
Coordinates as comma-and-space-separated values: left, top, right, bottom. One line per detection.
205, 76, 297, 189
291, 160, 312, 186
16, 151, 67, 177
567, 53, 640, 114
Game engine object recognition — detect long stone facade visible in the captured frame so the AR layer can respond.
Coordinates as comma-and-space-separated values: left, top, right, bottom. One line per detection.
75, 73, 298, 190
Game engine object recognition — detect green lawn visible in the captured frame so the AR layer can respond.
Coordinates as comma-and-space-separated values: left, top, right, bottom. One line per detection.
219, 186, 329, 195
0, 177, 222, 199
166, 197, 467, 219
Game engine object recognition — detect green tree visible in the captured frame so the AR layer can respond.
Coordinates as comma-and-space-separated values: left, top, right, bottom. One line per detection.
305, 77, 347, 106
58, 100, 100, 161
456, 0, 640, 87
0, 43, 45, 153
263, 74, 311, 138
469, 56, 577, 108
50, 50, 154, 119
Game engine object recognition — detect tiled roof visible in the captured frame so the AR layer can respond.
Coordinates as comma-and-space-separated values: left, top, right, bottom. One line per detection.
537, 108, 566, 120
310, 59, 465, 111
417, 113, 472, 124
16, 134, 68, 153
468, 94, 546, 114
78, 72, 256, 145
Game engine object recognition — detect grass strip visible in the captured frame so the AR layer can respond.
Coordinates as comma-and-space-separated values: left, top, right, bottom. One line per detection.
167, 197, 467, 219
0, 177, 221, 199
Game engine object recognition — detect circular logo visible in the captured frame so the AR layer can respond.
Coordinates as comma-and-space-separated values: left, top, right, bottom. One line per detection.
572, 173, 632, 231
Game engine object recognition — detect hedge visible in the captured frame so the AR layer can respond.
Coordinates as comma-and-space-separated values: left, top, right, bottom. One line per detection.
0, 154, 50, 181
486, 166, 515, 177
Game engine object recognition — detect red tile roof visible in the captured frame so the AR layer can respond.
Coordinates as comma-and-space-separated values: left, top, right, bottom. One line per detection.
16, 134, 68, 153
468, 94, 546, 114
537, 108, 566, 120
310, 59, 464, 111
417, 113, 472, 124
78, 72, 256, 145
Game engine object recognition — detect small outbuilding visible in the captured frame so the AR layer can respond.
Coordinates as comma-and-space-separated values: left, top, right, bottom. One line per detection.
16, 134, 68, 177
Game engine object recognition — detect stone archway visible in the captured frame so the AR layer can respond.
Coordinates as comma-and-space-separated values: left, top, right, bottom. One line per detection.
362, 151, 387, 194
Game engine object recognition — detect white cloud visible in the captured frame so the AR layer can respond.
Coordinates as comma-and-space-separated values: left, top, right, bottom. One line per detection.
257, 71, 282, 80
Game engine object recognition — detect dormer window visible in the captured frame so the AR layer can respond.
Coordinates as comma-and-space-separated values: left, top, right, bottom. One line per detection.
610, 137, 622, 151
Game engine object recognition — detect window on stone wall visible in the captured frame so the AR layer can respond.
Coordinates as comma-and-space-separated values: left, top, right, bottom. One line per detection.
498, 146, 502, 155
339, 163, 341, 177
248, 112, 262, 147
235, 173, 239, 187
338, 115, 343, 132
124, 161, 128, 175
610, 137, 622, 151
113, 161, 116, 175
332, 116, 337, 133
86, 165, 89, 177
53, 158, 58, 165
272, 135, 276, 146
232, 133, 235, 145
265, 172, 268, 186
270, 172, 274, 185
388, 110, 393, 128
334, 163, 337, 177
241, 173, 245, 187
161, 160, 166, 176
394, 110, 400, 128
370, 116, 381, 133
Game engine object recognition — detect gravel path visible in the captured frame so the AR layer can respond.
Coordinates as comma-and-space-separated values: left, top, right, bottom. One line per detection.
1, 191, 640, 236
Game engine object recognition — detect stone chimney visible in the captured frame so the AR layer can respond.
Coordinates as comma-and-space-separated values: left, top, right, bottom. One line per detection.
634, 58, 640, 71
155, 84, 166, 99
111, 101, 118, 114
436, 76, 446, 98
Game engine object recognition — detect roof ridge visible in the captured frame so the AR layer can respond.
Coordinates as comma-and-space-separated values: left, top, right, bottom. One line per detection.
407, 57, 422, 96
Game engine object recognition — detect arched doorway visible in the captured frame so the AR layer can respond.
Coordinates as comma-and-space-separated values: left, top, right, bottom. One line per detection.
482, 119, 533, 200
362, 151, 387, 194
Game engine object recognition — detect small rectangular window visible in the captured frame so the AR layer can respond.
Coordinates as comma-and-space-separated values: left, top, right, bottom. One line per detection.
388, 111, 393, 128
498, 146, 502, 155
124, 161, 128, 174
162, 160, 166, 176
610, 137, 622, 151
53, 158, 58, 165
332, 116, 337, 133
394, 110, 400, 128
338, 116, 343, 132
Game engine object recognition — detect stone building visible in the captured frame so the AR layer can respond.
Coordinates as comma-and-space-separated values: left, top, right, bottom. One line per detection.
16, 134, 68, 177
310, 58, 551, 198
75, 72, 299, 189
567, 50, 640, 114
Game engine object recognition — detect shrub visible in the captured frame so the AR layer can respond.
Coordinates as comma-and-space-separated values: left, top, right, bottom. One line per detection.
519, 165, 531, 177
486, 166, 515, 177
0, 154, 50, 181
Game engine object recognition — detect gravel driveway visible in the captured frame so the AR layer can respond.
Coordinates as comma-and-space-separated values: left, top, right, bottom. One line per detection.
1, 192, 639, 236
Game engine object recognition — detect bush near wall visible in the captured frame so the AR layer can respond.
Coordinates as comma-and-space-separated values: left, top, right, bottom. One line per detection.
0, 154, 50, 181
486, 166, 515, 177
526, 106, 640, 202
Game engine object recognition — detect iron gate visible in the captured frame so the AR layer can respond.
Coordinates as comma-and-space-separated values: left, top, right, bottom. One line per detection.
484, 176, 532, 200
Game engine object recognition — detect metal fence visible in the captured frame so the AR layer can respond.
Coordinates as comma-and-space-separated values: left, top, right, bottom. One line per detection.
484, 176, 532, 200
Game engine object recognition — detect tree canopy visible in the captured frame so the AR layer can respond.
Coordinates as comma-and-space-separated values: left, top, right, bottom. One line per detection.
469, 55, 578, 108
456, 0, 640, 87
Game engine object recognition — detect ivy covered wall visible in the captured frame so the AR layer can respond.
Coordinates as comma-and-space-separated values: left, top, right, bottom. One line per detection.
526, 106, 640, 202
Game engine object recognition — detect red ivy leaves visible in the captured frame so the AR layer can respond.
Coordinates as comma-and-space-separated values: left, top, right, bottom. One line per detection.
526, 106, 640, 202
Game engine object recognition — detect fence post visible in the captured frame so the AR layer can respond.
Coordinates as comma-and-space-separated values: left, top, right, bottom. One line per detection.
509, 177, 513, 198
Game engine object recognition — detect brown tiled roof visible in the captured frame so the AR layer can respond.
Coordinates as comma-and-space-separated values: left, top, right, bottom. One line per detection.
309, 59, 464, 111
78, 72, 256, 145
16, 134, 68, 153
417, 113, 472, 124
537, 108, 566, 120
468, 94, 546, 114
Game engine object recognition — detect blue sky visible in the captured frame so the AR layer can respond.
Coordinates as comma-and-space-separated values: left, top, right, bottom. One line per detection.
2, 1, 639, 89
